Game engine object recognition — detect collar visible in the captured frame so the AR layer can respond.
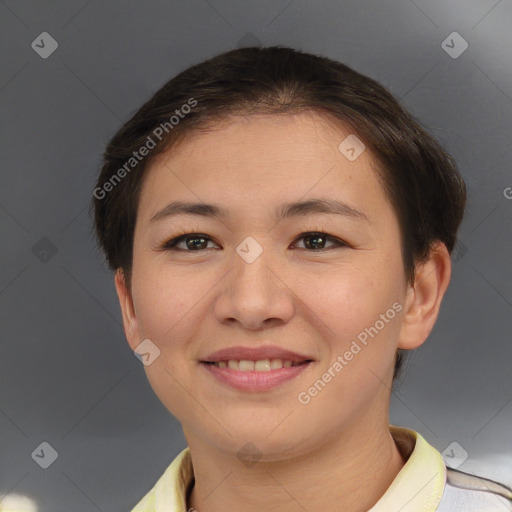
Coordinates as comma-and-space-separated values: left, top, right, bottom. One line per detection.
368, 426, 446, 511
131, 426, 447, 511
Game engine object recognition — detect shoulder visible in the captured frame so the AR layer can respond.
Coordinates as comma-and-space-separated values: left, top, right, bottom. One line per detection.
436, 467, 512, 511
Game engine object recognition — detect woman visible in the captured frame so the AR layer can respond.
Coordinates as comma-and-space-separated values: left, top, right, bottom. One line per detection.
93, 46, 512, 511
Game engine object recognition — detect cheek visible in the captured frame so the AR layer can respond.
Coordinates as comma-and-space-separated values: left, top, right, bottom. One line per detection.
294, 260, 403, 365
131, 264, 190, 341
131, 267, 204, 417
131, 261, 218, 363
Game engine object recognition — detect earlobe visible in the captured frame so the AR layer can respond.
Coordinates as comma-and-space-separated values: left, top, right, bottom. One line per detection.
397, 242, 452, 350
114, 269, 139, 351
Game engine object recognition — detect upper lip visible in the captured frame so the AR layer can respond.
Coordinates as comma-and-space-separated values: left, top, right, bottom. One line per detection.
201, 345, 314, 363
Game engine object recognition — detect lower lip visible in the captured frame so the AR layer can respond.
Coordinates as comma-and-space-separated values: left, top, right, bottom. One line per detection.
200, 362, 313, 392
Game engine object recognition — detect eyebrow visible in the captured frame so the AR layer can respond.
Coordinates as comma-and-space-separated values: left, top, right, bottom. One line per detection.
150, 198, 370, 224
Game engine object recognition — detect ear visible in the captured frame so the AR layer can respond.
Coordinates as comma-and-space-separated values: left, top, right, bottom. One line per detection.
398, 241, 452, 350
114, 269, 140, 352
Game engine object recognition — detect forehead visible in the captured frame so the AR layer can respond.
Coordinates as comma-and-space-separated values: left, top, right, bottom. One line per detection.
138, 112, 391, 225
166, 111, 361, 164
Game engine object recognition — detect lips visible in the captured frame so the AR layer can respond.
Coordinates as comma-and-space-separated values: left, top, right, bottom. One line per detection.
200, 344, 314, 364
201, 357, 314, 391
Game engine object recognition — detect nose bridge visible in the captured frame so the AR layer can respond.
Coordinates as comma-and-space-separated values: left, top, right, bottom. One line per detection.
215, 235, 294, 328
232, 235, 277, 297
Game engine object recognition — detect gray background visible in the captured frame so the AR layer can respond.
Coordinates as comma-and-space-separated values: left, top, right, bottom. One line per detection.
1, 1, 511, 510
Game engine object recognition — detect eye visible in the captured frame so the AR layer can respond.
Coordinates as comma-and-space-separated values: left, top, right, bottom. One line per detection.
161, 233, 219, 251
159, 231, 348, 252
292, 232, 348, 250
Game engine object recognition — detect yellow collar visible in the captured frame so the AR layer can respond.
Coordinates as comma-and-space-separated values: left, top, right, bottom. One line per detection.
368, 426, 446, 511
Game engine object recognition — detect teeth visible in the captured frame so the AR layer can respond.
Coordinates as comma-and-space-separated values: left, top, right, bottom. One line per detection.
255, 360, 270, 371
212, 359, 302, 370
239, 360, 255, 371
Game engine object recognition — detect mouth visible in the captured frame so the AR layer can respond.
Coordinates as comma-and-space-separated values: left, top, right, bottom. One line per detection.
199, 358, 314, 392
201, 359, 314, 371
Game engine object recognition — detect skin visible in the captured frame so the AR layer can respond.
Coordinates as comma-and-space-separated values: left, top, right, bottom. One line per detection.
115, 111, 452, 512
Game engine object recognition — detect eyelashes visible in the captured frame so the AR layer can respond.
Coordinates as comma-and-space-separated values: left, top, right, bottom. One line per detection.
159, 232, 349, 253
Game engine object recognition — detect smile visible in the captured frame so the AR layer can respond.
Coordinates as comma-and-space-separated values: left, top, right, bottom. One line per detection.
203, 359, 311, 371
200, 359, 314, 392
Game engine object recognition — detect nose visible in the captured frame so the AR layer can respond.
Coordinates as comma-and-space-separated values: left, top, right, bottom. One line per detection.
214, 242, 295, 330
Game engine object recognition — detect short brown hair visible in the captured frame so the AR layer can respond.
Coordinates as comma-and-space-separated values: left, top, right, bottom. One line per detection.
92, 46, 467, 379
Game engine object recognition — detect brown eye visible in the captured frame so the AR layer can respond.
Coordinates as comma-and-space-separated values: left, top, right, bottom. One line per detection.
293, 232, 347, 250
160, 231, 347, 252
162, 234, 218, 251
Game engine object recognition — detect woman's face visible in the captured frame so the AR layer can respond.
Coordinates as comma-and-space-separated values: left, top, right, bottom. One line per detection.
119, 111, 414, 457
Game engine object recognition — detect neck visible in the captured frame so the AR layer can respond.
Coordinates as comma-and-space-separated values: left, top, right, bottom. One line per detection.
186, 417, 406, 512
